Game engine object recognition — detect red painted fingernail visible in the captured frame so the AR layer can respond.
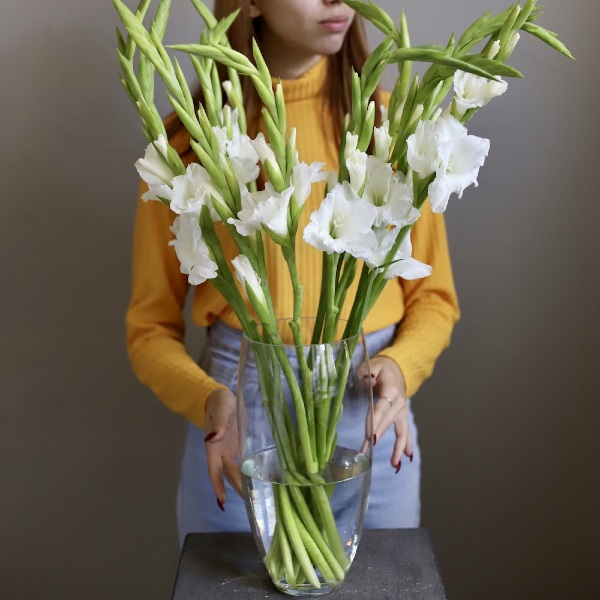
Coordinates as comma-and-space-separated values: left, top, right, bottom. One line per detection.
409, 453, 414, 463
217, 498, 225, 512
204, 431, 217, 442
373, 433, 377, 446
395, 460, 402, 474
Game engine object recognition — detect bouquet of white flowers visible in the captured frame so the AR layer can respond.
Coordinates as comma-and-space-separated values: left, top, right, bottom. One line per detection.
115, 0, 571, 593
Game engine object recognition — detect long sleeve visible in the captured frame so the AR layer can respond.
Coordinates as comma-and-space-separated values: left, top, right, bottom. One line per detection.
125, 188, 227, 430
376, 203, 460, 398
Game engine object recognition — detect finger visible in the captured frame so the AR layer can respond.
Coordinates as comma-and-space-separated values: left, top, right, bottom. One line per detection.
206, 445, 227, 506
373, 395, 406, 443
359, 363, 376, 392
391, 415, 410, 470
404, 434, 413, 461
358, 360, 370, 380
223, 457, 243, 497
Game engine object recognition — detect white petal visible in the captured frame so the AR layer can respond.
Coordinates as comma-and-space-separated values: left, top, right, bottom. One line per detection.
453, 71, 508, 116
346, 148, 368, 193
254, 187, 294, 236
291, 162, 327, 206
373, 120, 392, 161
232, 254, 267, 307
363, 156, 393, 209
135, 135, 174, 187
406, 120, 440, 177
168, 215, 218, 285
250, 132, 277, 165
385, 256, 432, 280
304, 182, 378, 257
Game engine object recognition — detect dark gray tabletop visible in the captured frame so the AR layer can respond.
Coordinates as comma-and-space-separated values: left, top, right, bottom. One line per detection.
171, 528, 447, 599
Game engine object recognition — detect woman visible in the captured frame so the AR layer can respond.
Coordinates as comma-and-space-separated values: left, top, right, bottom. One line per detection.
126, 0, 459, 544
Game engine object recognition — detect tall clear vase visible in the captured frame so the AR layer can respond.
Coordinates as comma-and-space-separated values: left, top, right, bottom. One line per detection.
237, 318, 374, 596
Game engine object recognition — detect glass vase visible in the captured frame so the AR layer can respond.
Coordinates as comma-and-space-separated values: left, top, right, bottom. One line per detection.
237, 318, 374, 596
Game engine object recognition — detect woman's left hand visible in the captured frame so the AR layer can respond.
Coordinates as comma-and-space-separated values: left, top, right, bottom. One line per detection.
360, 356, 412, 471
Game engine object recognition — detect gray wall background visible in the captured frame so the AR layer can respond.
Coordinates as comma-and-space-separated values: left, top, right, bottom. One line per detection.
1, 0, 598, 598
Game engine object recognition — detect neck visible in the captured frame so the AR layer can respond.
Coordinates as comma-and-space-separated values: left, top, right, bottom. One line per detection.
258, 40, 323, 80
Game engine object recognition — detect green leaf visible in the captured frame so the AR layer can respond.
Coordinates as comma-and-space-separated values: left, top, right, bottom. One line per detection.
151, 0, 171, 41
168, 43, 256, 75
388, 47, 500, 80
461, 56, 524, 78
522, 22, 575, 60
189, 0, 217, 28
209, 9, 240, 44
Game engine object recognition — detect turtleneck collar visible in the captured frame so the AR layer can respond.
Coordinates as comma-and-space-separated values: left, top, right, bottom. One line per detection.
272, 56, 329, 103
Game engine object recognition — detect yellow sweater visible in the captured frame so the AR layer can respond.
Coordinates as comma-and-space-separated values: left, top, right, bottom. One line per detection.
126, 57, 460, 429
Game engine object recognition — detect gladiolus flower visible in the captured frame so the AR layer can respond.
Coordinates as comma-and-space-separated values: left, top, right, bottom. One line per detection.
170, 163, 221, 220
135, 135, 174, 202
428, 115, 490, 213
366, 229, 432, 280
407, 115, 490, 213
169, 215, 218, 285
291, 161, 327, 207
232, 254, 267, 309
453, 71, 508, 116
344, 132, 368, 193
303, 182, 378, 257
229, 184, 294, 238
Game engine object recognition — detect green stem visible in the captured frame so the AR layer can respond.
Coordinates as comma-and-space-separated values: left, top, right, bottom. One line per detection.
310, 485, 350, 572
322, 253, 340, 342
277, 486, 321, 589
288, 487, 346, 581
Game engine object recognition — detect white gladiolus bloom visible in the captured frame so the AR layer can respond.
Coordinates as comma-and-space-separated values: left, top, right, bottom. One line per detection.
303, 182, 378, 257
226, 131, 260, 185
222, 80, 234, 101
344, 131, 359, 157
291, 161, 327, 207
373, 120, 392, 161
229, 184, 294, 237
169, 215, 218, 285
232, 254, 267, 308
366, 229, 432, 280
228, 189, 263, 236
428, 115, 490, 213
135, 135, 174, 202
324, 170, 338, 194
379, 104, 389, 125
453, 71, 508, 116
344, 131, 368, 193
170, 163, 220, 220
212, 112, 260, 185
407, 115, 490, 213
406, 119, 440, 178
253, 186, 294, 237
211, 125, 228, 155
362, 155, 393, 210
250, 132, 277, 165
503, 32, 521, 57
360, 159, 419, 228
380, 177, 421, 228
487, 40, 501, 59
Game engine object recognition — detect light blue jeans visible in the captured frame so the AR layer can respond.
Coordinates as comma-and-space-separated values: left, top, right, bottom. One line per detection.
176, 320, 420, 546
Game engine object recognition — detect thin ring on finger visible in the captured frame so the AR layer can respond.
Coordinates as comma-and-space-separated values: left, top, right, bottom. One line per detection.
379, 395, 394, 408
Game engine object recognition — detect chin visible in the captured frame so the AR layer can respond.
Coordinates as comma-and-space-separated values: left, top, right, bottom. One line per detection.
316, 38, 347, 57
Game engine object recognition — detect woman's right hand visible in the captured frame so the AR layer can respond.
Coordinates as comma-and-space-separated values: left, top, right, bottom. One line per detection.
203, 387, 242, 511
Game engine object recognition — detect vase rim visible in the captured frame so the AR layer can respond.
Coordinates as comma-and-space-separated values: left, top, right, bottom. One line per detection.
242, 316, 364, 348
